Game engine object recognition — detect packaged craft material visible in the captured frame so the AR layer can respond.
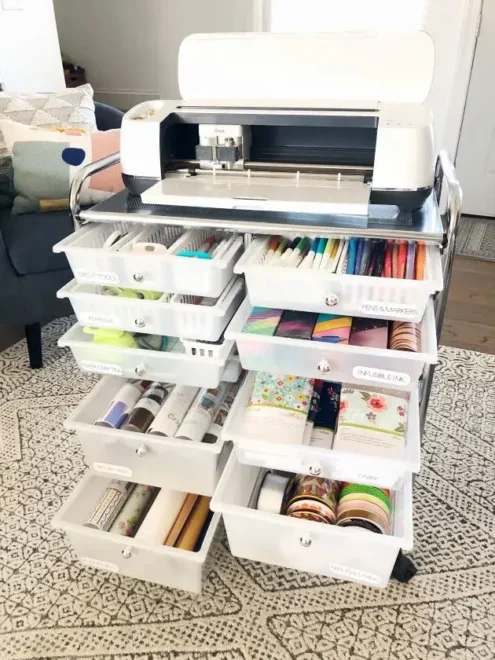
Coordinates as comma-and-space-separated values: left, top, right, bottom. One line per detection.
336, 483, 392, 535
175, 496, 212, 551
109, 484, 158, 537
203, 376, 244, 444
389, 321, 422, 352
147, 385, 199, 437
121, 382, 173, 433
332, 385, 408, 460
242, 372, 313, 445
349, 317, 389, 349
84, 480, 135, 531
241, 307, 283, 336
310, 382, 341, 448
275, 310, 318, 340
164, 493, 199, 546
311, 314, 352, 344
175, 382, 229, 442
285, 475, 340, 524
134, 488, 187, 544
84, 327, 138, 348
95, 381, 147, 429
302, 379, 323, 445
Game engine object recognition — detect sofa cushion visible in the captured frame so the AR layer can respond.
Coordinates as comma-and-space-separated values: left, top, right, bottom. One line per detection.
0, 207, 72, 275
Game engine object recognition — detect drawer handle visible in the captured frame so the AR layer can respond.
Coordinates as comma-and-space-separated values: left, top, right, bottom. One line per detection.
325, 293, 340, 307
317, 360, 331, 375
136, 444, 147, 458
299, 533, 312, 548
134, 318, 146, 329
134, 364, 146, 377
309, 464, 322, 476
122, 547, 133, 559
133, 272, 144, 283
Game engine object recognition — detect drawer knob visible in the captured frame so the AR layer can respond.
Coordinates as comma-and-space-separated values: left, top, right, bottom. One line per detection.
134, 364, 146, 377
122, 547, 132, 559
134, 318, 146, 329
300, 534, 312, 548
309, 464, 322, 476
136, 444, 147, 458
325, 294, 339, 307
133, 272, 144, 283
317, 360, 331, 374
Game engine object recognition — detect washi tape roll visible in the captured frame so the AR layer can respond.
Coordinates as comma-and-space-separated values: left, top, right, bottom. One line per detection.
256, 473, 291, 514
289, 510, 331, 524
337, 500, 390, 532
339, 484, 391, 510
286, 497, 336, 524
336, 508, 389, 534
338, 491, 391, 515
286, 475, 340, 516
337, 518, 383, 534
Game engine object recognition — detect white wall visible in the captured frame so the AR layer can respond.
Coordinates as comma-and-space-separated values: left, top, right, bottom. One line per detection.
54, 0, 255, 109
0, 0, 64, 92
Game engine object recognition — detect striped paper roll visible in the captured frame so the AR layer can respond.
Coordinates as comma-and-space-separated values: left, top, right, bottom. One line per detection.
389, 321, 422, 352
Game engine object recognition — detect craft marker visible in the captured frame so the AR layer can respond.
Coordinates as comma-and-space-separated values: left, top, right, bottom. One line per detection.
383, 241, 392, 278
366, 240, 378, 276
415, 243, 426, 280
287, 237, 310, 267
279, 237, 302, 266
373, 240, 387, 277
264, 235, 281, 265
346, 237, 358, 275
398, 241, 407, 279
270, 237, 289, 266
359, 239, 372, 275
405, 241, 417, 279
328, 239, 340, 271
212, 235, 236, 260
293, 241, 311, 268
330, 239, 344, 273
336, 239, 349, 274
300, 237, 318, 269
355, 238, 365, 275
320, 238, 334, 270
392, 242, 399, 278
197, 236, 216, 254
312, 238, 327, 270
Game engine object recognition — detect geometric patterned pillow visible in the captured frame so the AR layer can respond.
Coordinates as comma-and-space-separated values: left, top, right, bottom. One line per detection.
0, 84, 96, 156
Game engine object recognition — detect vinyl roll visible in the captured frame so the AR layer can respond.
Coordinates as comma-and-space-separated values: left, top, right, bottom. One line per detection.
134, 488, 187, 544
256, 473, 290, 514
109, 484, 158, 537
147, 385, 199, 437
164, 493, 199, 547
84, 480, 135, 531
175, 496, 212, 551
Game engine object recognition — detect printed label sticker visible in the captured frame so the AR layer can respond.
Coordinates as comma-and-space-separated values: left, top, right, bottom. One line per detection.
75, 269, 119, 284
81, 361, 124, 376
93, 463, 132, 478
361, 301, 418, 319
80, 557, 119, 573
79, 313, 120, 327
353, 366, 411, 387
328, 564, 381, 585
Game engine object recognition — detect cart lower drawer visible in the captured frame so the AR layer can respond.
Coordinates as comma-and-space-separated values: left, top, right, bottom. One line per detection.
211, 454, 413, 588
227, 299, 437, 391
52, 472, 220, 594
66, 376, 230, 496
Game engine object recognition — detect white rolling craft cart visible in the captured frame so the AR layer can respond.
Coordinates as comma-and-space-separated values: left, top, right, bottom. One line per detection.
52, 32, 462, 591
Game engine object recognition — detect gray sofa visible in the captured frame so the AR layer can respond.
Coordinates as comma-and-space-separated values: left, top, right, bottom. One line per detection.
0, 102, 124, 367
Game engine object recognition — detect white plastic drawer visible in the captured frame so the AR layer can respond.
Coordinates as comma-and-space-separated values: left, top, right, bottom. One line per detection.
222, 371, 420, 490
57, 277, 245, 342
236, 236, 443, 323
59, 323, 240, 389
227, 299, 437, 391
52, 471, 220, 594
66, 376, 231, 496
211, 453, 413, 588
54, 222, 243, 297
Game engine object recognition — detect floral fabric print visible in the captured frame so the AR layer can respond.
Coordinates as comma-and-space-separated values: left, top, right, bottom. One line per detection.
248, 373, 314, 417
338, 385, 408, 437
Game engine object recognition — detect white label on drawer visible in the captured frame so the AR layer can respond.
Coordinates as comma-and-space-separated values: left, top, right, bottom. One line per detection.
79, 313, 120, 327
75, 269, 119, 284
80, 557, 119, 573
361, 301, 418, 319
81, 361, 124, 376
329, 564, 381, 585
353, 366, 411, 387
93, 463, 133, 478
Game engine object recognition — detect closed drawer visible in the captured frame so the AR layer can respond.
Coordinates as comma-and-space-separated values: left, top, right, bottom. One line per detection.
66, 376, 230, 496
57, 277, 245, 342
59, 323, 240, 389
54, 222, 243, 297
222, 371, 420, 490
236, 236, 443, 323
52, 471, 220, 594
211, 453, 413, 588
227, 299, 437, 391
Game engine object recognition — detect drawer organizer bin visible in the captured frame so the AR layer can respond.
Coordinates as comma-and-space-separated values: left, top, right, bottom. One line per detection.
65, 376, 231, 496
227, 299, 437, 391
211, 453, 413, 588
222, 371, 420, 489
57, 276, 245, 342
54, 223, 243, 297
52, 472, 221, 593
59, 323, 240, 389
236, 236, 443, 323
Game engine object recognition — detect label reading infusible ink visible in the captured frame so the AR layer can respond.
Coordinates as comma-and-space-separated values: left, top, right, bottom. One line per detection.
80, 557, 119, 573
93, 463, 133, 478
361, 301, 418, 319
353, 366, 411, 387
81, 361, 124, 376
328, 565, 381, 585
79, 313, 120, 327
75, 269, 119, 285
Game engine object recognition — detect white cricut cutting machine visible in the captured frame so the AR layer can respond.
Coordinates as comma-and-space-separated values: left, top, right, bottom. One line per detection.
121, 32, 435, 215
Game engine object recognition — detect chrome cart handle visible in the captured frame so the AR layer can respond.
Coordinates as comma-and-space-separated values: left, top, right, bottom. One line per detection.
69, 152, 121, 230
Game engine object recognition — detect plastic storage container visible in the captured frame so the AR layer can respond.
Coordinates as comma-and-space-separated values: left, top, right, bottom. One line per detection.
222, 371, 420, 489
65, 376, 231, 496
57, 277, 245, 342
236, 236, 443, 323
54, 222, 244, 297
59, 323, 240, 388
212, 453, 413, 588
52, 472, 220, 593
227, 299, 437, 391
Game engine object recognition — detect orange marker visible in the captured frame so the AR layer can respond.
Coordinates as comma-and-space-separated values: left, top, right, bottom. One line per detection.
264, 235, 281, 265
392, 242, 399, 279
383, 241, 392, 278
415, 243, 426, 280
398, 241, 407, 279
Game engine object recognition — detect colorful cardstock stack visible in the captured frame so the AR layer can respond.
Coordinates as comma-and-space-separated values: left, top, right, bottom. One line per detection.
349, 317, 389, 349
241, 307, 283, 336
312, 314, 352, 344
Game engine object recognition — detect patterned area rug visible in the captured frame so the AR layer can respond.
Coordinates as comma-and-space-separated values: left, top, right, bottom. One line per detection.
456, 216, 495, 261
1, 319, 494, 660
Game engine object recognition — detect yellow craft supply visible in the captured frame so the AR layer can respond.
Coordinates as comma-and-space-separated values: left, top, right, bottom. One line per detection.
83, 327, 138, 348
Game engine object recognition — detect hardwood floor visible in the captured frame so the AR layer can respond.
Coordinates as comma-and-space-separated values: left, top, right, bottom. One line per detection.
441, 255, 495, 354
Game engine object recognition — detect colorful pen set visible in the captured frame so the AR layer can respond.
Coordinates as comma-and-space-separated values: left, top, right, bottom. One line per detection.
263, 236, 427, 279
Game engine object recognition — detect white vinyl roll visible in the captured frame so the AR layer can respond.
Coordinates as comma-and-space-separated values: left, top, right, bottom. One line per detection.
134, 488, 187, 544
256, 473, 290, 514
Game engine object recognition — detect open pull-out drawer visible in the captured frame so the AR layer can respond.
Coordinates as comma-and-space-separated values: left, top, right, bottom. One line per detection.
222, 371, 420, 490
59, 323, 240, 389
52, 472, 220, 593
227, 299, 437, 391
54, 222, 243, 297
66, 376, 231, 496
211, 453, 413, 589
236, 236, 443, 323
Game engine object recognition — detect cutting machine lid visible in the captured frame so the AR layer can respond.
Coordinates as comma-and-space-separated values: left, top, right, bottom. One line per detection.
179, 31, 434, 106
